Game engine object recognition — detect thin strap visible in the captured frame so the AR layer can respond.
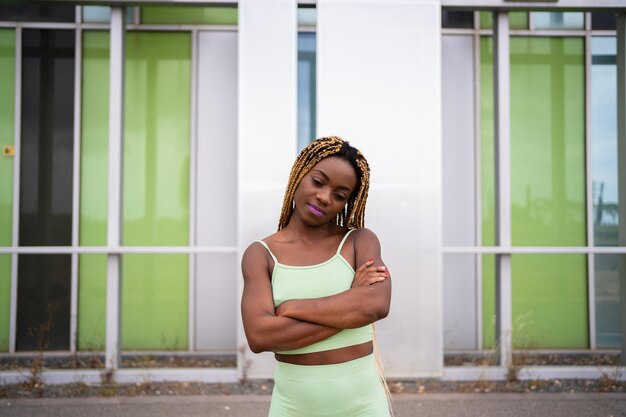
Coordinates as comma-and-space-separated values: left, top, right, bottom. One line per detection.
336, 228, 356, 255
255, 240, 278, 264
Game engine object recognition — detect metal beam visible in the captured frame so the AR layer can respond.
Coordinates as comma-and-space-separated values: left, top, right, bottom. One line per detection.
105, 5, 126, 374
617, 13, 626, 366
44, 0, 626, 8
493, 10, 512, 368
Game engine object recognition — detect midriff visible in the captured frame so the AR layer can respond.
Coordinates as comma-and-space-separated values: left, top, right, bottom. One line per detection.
275, 340, 373, 366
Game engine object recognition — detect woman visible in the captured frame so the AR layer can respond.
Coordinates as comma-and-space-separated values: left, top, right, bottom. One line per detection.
241, 136, 392, 416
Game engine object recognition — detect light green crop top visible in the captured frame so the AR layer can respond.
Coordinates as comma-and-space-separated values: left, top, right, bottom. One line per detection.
256, 229, 373, 355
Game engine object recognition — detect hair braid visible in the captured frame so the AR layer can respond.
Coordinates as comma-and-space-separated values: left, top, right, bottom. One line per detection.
277, 136, 371, 231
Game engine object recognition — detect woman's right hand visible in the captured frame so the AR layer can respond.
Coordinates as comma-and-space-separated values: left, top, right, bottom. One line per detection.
351, 259, 389, 288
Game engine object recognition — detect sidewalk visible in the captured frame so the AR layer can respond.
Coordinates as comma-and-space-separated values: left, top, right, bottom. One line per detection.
1, 393, 624, 417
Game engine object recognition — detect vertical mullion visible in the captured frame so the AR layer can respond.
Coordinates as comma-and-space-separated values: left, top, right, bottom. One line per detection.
188, 28, 199, 353
584, 25, 596, 351
616, 13, 626, 366
493, 10, 512, 367
70, 27, 83, 354
473, 20, 483, 352
9, 27, 22, 355
105, 6, 125, 372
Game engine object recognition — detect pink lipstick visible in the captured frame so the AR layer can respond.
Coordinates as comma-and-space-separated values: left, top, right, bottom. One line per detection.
307, 203, 324, 217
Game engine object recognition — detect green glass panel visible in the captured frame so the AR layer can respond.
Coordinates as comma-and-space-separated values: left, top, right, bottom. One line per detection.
141, 6, 237, 25
480, 36, 496, 348
79, 31, 109, 350
0, 29, 15, 352
481, 37, 587, 349
480, 11, 528, 30
123, 32, 190, 350
79, 31, 191, 351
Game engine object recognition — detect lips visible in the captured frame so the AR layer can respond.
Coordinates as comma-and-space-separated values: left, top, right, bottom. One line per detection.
307, 203, 325, 217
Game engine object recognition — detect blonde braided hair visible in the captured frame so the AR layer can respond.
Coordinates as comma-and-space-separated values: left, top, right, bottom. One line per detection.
277, 136, 370, 231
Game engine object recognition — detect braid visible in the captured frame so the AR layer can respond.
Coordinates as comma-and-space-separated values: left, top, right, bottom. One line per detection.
277, 136, 371, 231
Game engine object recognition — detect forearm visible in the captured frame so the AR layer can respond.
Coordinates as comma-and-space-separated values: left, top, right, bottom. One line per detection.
243, 313, 341, 353
276, 285, 390, 329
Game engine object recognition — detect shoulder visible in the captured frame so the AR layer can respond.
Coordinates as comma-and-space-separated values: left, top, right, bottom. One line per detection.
351, 227, 380, 246
242, 234, 276, 272
350, 228, 382, 260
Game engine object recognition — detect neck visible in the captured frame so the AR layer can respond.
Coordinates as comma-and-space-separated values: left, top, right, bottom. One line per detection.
283, 215, 339, 240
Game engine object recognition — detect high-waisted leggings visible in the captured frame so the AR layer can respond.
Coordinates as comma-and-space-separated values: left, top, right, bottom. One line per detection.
268, 354, 391, 417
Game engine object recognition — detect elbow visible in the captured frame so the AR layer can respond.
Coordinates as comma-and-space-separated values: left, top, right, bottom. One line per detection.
244, 331, 270, 354
247, 338, 268, 354
370, 299, 390, 322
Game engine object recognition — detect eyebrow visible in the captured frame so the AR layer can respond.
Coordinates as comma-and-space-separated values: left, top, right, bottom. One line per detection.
312, 169, 353, 192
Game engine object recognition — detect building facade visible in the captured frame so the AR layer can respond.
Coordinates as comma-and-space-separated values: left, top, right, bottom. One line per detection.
0, 0, 625, 380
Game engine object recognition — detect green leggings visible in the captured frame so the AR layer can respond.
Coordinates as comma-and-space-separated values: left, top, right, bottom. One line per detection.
268, 354, 391, 417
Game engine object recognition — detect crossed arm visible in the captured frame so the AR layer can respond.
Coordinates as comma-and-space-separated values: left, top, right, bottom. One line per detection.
240, 228, 391, 354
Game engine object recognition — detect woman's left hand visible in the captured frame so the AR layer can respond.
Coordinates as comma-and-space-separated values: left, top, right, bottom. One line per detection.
351, 259, 389, 288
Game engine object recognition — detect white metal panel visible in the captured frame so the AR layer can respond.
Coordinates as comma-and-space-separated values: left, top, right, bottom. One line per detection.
105, 6, 125, 371
442, 35, 477, 350
195, 31, 238, 352
237, 0, 298, 379
317, 0, 443, 377
493, 11, 512, 367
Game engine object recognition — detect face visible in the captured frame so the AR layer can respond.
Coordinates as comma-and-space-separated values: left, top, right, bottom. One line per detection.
292, 156, 359, 226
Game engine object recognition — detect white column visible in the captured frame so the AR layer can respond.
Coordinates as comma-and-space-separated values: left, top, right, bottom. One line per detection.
317, 0, 442, 378
493, 11, 512, 368
105, 6, 126, 372
616, 13, 626, 365
196, 31, 238, 352
237, 0, 297, 379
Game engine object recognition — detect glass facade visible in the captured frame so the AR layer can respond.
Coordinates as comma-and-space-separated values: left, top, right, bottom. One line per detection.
0, 29, 15, 352
481, 36, 588, 349
591, 37, 619, 348
298, 32, 316, 152
17, 29, 76, 351
79, 31, 191, 350
0, 5, 622, 358
141, 6, 237, 25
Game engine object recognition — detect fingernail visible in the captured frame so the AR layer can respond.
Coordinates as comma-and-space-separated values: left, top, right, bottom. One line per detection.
380, 266, 386, 270
368, 259, 374, 263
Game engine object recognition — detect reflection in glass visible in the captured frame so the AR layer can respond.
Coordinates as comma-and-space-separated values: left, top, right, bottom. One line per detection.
591, 13, 616, 30
591, 36, 619, 348
17, 29, 75, 351
298, 33, 316, 153
122, 32, 190, 350
442, 10, 473, 29
298, 7, 316, 28
533, 12, 584, 30
0, 4, 74, 23
82, 6, 135, 24
481, 36, 588, 348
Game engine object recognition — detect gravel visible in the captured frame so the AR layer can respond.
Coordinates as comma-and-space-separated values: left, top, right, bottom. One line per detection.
1, 352, 623, 399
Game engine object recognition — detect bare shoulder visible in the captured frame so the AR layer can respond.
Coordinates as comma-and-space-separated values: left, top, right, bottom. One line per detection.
241, 238, 273, 275
351, 227, 381, 247
349, 228, 382, 264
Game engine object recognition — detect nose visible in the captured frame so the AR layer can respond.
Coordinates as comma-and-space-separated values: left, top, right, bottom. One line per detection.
316, 188, 331, 206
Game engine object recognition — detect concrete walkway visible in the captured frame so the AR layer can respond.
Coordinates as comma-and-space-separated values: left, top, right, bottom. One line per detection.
0, 393, 625, 417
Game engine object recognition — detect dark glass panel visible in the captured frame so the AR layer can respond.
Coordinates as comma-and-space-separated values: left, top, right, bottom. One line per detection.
591, 12, 616, 30
442, 10, 474, 29
297, 32, 316, 152
17, 29, 74, 351
0, 4, 75, 23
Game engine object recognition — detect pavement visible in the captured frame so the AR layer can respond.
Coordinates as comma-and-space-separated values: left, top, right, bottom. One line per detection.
0, 393, 625, 417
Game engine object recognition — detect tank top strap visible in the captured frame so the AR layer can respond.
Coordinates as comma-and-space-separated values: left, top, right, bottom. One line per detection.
336, 228, 356, 255
255, 240, 278, 264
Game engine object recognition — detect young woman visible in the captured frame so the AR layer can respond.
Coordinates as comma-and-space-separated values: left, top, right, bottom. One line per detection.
241, 136, 392, 416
